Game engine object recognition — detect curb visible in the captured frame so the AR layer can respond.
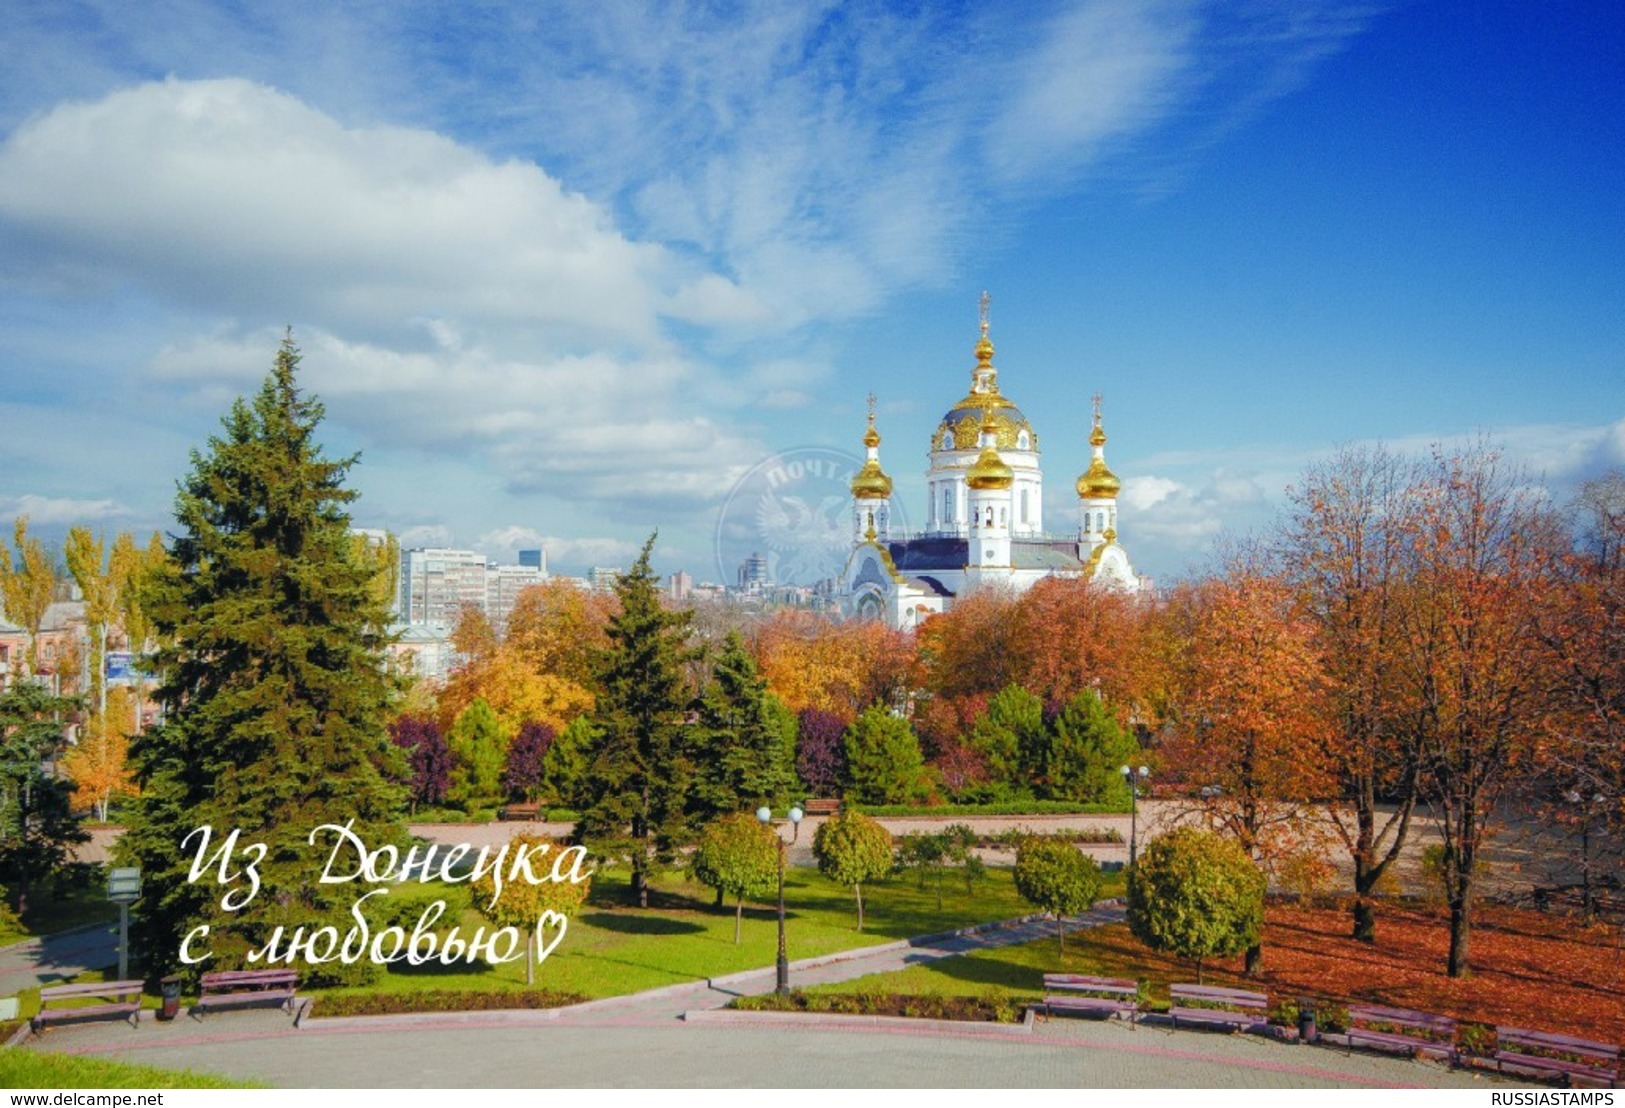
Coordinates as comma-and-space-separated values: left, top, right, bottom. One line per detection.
681, 1005, 1038, 1037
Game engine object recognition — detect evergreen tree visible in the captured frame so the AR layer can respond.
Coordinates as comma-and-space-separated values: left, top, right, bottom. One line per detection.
573, 534, 693, 907
689, 632, 796, 822
969, 684, 1047, 789
447, 698, 507, 809
118, 337, 405, 984
0, 683, 86, 913
841, 704, 927, 804
543, 716, 596, 809
1043, 692, 1139, 804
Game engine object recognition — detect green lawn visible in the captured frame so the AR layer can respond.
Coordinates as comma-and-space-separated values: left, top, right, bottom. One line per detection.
0, 1049, 264, 1089
793, 879, 1243, 1011
321, 862, 1035, 1002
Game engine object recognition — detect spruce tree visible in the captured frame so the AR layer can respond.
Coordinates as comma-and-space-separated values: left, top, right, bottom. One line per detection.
688, 631, 796, 823
119, 336, 405, 984
573, 534, 693, 907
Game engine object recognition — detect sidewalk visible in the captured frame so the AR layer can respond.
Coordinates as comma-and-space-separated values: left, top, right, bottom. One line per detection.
17, 905, 1499, 1088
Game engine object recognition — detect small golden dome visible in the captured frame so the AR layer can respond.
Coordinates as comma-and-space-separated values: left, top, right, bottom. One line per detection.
851, 459, 893, 499
863, 423, 881, 448
1076, 457, 1121, 500
1090, 422, 1107, 448
967, 416, 1014, 489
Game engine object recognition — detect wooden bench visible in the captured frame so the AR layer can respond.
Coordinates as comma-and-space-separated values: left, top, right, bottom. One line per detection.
32, 980, 144, 1033
1042, 974, 1139, 1023
1346, 1003, 1458, 1061
1496, 1026, 1620, 1087
1168, 984, 1270, 1033
498, 801, 543, 822
195, 969, 298, 1017
802, 799, 840, 816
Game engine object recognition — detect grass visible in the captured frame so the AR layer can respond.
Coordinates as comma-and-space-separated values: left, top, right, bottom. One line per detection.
315, 861, 1034, 1004
0, 1049, 265, 1089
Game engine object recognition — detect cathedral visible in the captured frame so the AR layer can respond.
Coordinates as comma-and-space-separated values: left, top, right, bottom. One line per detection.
842, 297, 1143, 628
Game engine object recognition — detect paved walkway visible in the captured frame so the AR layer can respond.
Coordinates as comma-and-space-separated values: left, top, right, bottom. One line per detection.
18, 906, 1502, 1088
0, 923, 119, 997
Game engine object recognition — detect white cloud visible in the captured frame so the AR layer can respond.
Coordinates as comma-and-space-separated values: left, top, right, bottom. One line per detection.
0, 78, 728, 346
150, 323, 773, 512
473, 526, 641, 569
0, 493, 130, 525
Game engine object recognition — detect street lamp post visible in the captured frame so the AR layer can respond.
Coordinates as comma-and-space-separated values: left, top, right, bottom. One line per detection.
1119, 765, 1150, 868
756, 805, 804, 995
107, 868, 141, 981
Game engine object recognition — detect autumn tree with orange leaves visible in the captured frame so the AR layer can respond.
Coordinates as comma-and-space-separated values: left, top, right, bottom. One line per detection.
436, 582, 605, 735
751, 610, 914, 720
1398, 444, 1557, 978
1163, 571, 1336, 974
1527, 472, 1625, 914
1278, 445, 1425, 943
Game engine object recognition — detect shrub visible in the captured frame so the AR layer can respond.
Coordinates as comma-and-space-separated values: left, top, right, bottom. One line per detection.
812, 809, 893, 930
691, 813, 779, 943
1126, 826, 1265, 983
1013, 838, 1102, 955
842, 706, 928, 805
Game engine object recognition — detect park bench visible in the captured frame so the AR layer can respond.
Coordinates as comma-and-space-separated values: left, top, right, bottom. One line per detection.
498, 801, 543, 822
1345, 1003, 1458, 1062
32, 980, 144, 1033
195, 969, 299, 1018
1168, 984, 1269, 1033
802, 799, 840, 816
1042, 974, 1139, 1023
1495, 1026, 1620, 1087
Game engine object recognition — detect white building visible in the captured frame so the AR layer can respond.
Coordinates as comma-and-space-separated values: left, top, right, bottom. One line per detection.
842, 298, 1143, 629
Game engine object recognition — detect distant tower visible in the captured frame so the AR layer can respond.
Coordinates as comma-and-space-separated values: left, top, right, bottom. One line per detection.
849, 394, 894, 543
1077, 393, 1122, 555
965, 412, 1014, 575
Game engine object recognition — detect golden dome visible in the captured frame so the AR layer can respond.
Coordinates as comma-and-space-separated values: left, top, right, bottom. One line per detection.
966, 416, 1014, 490
1076, 457, 1120, 500
851, 458, 893, 499
851, 403, 893, 499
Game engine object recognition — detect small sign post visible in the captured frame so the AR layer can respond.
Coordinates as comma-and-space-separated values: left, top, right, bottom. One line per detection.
107, 867, 141, 981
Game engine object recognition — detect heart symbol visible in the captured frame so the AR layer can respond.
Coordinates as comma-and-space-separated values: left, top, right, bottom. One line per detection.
534, 911, 569, 962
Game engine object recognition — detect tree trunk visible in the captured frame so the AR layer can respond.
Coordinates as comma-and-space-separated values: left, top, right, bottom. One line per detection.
1447, 896, 1471, 978
1351, 893, 1377, 943
735, 897, 744, 944
525, 932, 535, 986
1245, 942, 1262, 975
855, 883, 864, 931
1057, 912, 1065, 958
632, 852, 649, 908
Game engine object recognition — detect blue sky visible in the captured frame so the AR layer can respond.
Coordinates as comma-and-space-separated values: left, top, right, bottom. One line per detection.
0, 1, 1620, 585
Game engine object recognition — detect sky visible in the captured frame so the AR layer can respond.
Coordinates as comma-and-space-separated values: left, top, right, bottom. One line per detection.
1, 1, 1621, 586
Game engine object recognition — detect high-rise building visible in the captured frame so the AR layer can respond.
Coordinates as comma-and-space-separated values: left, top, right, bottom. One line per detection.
486, 564, 546, 628
398, 548, 491, 626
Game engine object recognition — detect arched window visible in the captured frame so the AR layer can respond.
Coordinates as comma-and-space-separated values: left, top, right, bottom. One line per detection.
1020, 488, 1029, 524
944, 488, 953, 523
1018, 431, 1029, 450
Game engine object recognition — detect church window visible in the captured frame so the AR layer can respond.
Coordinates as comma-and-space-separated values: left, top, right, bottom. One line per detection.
1018, 431, 1029, 450
944, 488, 953, 523
1020, 488, 1029, 523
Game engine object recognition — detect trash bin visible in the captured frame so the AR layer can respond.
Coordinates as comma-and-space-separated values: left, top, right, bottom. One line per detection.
1297, 997, 1317, 1045
159, 975, 181, 1021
